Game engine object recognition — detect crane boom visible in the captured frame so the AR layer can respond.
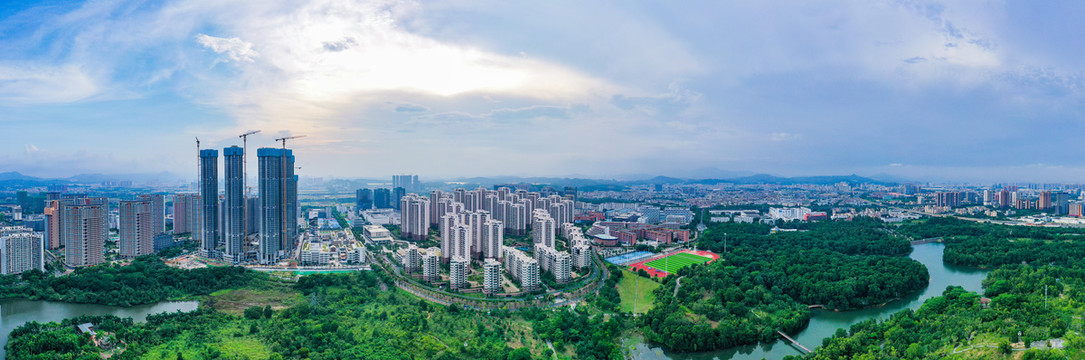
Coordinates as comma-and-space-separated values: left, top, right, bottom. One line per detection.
239, 130, 262, 255
274, 135, 307, 148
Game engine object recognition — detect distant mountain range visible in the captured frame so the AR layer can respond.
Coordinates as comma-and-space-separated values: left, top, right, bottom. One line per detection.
0, 170, 896, 190
444, 173, 895, 191
0, 171, 187, 187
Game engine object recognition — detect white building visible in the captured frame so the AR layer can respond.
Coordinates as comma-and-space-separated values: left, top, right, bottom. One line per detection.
346, 247, 366, 264
483, 258, 502, 295
535, 244, 573, 284
300, 242, 333, 265
768, 207, 812, 221
466, 210, 490, 259
422, 248, 440, 282
504, 202, 528, 236
532, 210, 555, 248
481, 219, 504, 260
1, 227, 43, 275
405, 245, 422, 273
553, 252, 571, 284
363, 224, 394, 244
450, 256, 469, 290
572, 244, 592, 270
399, 194, 431, 241
502, 246, 540, 292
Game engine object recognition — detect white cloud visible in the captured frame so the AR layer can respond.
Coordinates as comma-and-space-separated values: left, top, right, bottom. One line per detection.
770, 132, 802, 142
196, 34, 258, 63
0, 64, 99, 104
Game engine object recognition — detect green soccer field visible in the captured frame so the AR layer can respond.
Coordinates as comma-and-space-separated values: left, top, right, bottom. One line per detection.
644, 252, 712, 273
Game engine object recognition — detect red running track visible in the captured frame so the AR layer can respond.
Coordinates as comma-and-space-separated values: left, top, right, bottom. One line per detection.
628, 249, 720, 278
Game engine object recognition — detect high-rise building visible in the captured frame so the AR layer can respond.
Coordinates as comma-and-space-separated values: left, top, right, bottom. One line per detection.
62, 198, 107, 267
392, 174, 420, 193
440, 213, 459, 263
504, 201, 528, 236
223, 146, 245, 264
119, 200, 155, 258
246, 197, 259, 235
356, 188, 373, 210
535, 244, 572, 284
400, 194, 431, 241
200, 149, 219, 258
172, 194, 201, 240
481, 219, 503, 260
451, 223, 472, 260
1037, 191, 1052, 209
422, 248, 440, 282
549, 199, 573, 227
1055, 192, 1071, 215
553, 252, 571, 284
257, 147, 298, 264
466, 210, 489, 259
572, 244, 592, 269
405, 244, 422, 274
373, 188, 391, 209
450, 256, 469, 290
532, 210, 555, 248
43, 200, 61, 250
483, 258, 502, 295
137, 194, 165, 235
392, 187, 406, 210
562, 186, 578, 201
502, 246, 539, 292
429, 190, 445, 226
1, 227, 43, 275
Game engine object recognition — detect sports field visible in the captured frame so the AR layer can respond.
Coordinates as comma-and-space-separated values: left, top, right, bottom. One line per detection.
644, 252, 712, 273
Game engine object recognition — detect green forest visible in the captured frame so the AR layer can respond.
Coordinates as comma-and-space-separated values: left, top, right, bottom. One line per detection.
6, 264, 626, 360
0, 256, 260, 306
799, 217, 1085, 359
639, 218, 929, 352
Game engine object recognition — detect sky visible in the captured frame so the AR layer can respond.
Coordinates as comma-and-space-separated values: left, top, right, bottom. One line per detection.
2, 1, 1085, 183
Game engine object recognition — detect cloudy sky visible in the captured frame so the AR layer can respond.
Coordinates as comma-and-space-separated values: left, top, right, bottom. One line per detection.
1, 1, 1084, 182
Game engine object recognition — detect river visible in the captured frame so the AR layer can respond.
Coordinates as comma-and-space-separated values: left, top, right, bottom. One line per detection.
626, 242, 990, 359
0, 299, 199, 359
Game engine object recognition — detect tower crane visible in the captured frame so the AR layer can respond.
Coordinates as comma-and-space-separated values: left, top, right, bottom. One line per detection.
272, 134, 305, 262
239, 130, 261, 245
274, 135, 306, 148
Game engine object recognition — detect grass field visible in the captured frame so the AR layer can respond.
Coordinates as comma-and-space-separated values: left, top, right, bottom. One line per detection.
644, 252, 712, 273
617, 269, 660, 314
207, 281, 304, 316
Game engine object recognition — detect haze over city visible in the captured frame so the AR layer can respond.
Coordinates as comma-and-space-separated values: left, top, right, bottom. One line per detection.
2, 1, 1085, 182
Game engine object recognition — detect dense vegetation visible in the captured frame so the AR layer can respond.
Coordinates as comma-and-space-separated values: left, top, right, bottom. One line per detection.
899, 217, 1085, 267
800, 217, 1085, 359
7, 269, 625, 359
804, 264, 1085, 359
640, 218, 929, 352
0, 256, 261, 306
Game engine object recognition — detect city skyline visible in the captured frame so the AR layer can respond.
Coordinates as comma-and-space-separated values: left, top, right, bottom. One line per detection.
5, 2, 1085, 182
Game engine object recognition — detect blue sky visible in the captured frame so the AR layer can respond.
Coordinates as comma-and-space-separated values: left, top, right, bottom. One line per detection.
2, 1, 1085, 182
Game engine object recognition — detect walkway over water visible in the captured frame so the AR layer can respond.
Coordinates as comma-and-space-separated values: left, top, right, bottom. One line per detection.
776, 330, 811, 354
910, 237, 943, 245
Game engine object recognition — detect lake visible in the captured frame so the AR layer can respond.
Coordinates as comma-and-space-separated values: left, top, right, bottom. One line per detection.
0, 298, 199, 359
627, 242, 990, 359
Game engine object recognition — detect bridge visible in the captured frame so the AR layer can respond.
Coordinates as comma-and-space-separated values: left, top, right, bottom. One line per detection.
776, 330, 812, 354
910, 237, 943, 245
